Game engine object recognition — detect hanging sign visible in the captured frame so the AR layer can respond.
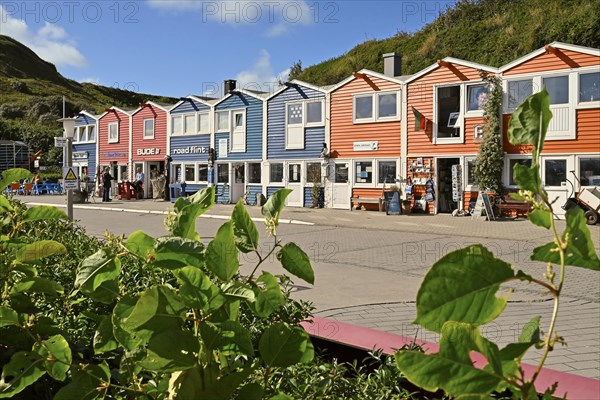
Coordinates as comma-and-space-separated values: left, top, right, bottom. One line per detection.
353, 141, 378, 151
451, 164, 462, 202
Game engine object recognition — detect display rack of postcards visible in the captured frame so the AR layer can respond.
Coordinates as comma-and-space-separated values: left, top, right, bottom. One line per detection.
408, 157, 433, 188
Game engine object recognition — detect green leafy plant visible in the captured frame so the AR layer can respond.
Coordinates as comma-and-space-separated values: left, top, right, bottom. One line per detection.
0, 172, 318, 399
395, 89, 600, 399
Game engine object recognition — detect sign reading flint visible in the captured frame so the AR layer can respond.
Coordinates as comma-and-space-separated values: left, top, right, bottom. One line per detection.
172, 146, 208, 155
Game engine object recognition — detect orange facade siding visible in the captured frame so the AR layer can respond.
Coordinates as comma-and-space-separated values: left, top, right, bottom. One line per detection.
132, 106, 167, 163
330, 75, 402, 158
503, 49, 599, 76
98, 110, 129, 166
503, 109, 600, 154
407, 64, 487, 155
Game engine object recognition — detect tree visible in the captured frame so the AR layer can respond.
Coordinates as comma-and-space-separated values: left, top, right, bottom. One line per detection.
288, 60, 303, 81
473, 71, 504, 194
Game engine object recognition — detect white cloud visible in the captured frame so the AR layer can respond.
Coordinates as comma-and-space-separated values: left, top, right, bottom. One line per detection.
235, 49, 289, 93
80, 77, 101, 84
146, 0, 203, 11
265, 22, 288, 38
0, 7, 87, 68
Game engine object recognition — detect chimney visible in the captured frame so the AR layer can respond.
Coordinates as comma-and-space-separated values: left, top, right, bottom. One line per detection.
224, 80, 237, 95
383, 53, 402, 77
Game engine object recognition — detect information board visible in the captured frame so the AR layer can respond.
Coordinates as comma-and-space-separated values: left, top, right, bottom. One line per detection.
386, 191, 401, 215
471, 192, 495, 221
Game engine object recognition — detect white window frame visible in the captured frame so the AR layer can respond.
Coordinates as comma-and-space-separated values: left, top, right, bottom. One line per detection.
465, 82, 489, 117
576, 68, 600, 109
305, 161, 322, 186
172, 162, 210, 184
183, 113, 196, 135
183, 163, 196, 183
464, 156, 478, 191
143, 118, 155, 139
87, 125, 96, 142
230, 109, 246, 153
305, 100, 325, 127
216, 111, 230, 133
352, 91, 401, 124
170, 115, 183, 135
197, 112, 210, 134
504, 155, 533, 188
217, 163, 229, 184
72, 127, 80, 143
375, 159, 399, 188
433, 83, 464, 144
108, 122, 119, 143
285, 101, 305, 150
354, 159, 374, 187
269, 162, 284, 184
576, 154, 600, 187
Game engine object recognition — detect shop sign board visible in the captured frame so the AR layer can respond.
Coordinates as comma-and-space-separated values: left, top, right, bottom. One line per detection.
353, 141, 378, 151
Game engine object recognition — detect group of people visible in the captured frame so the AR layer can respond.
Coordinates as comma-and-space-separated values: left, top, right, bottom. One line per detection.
99, 167, 144, 202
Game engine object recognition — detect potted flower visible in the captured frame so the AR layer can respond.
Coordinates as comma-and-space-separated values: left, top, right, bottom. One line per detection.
402, 199, 412, 214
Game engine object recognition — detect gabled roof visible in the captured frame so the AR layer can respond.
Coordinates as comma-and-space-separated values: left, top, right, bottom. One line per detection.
97, 106, 134, 120
405, 57, 498, 84
499, 41, 600, 72
266, 79, 330, 101
329, 68, 407, 93
213, 88, 269, 107
131, 101, 174, 116
169, 95, 217, 112
76, 110, 99, 121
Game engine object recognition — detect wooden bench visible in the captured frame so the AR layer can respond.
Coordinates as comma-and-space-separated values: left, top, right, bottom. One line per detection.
350, 197, 384, 212
496, 195, 531, 218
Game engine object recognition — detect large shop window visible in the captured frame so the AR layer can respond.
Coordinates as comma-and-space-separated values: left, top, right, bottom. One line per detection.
353, 92, 399, 123
507, 79, 533, 110
306, 162, 321, 183
335, 163, 349, 183
579, 72, 599, 103
108, 122, 119, 143
248, 163, 261, 184
436, 85, 461, 139
143, 119, 154, 139
355, 161, 373, 184
231, 110, 246, 152
270, 163, 283, 183
217, 164, 229, 183
171, 116, 182, 134
197, 164, 208, 182
544, 159, 567, 187
185, 165, 195, 182
579, 158, 600, 186
508, 158, 532, 186
378, 161, 397, 184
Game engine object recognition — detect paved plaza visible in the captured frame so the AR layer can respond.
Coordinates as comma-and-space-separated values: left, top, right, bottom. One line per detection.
20, 195, 600, 380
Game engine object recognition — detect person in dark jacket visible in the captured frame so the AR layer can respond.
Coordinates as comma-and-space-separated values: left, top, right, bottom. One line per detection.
102, 167, 114, 202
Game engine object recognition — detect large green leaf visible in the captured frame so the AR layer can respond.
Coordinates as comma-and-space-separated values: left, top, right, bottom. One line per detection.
199, 321, 254, 356
253, 272, 285, 318
396, 322, 503, 397
232, 199, 260, 253
124, 230, 156, 259
0, 351, 45, 398
206, 222, 239, 281
513, 163, 542, 195
75, 248, 121, 301
16, 240, 66, 263
153, 237, 204, 270
261, 189, 292, 229
259, 323, 314, 367
174, 266, 225, 311
169, 363, 253, 400
121, 285, 187, 342
53, 362, 110, 400
137, 330, 199, 372
528, 208, 552, 229
33, 334, 71, 381
86, 280, 120, 305
112, 295, 145, 351
93, 316, 118, 354
238, 382, 264, 400
276, 243, 314, 285
507, 89, 552, 160
171, 186, 215, 240
0, 306, 19, 328
0, 196, 11, 212
10, 277, 64, 295
221, 282, 255, 302
22, 206, 67, 222
532, 207, 600, 270
0, 168, 32, 195
414, 245, 515, 332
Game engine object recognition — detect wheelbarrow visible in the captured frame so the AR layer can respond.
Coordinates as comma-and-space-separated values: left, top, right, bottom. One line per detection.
562, 171, 600, 225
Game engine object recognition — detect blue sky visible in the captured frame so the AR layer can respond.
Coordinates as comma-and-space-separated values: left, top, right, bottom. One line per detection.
1, 1, 455, 98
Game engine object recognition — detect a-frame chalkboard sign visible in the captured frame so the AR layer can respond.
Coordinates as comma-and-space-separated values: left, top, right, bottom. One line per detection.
471, 192, 495, 221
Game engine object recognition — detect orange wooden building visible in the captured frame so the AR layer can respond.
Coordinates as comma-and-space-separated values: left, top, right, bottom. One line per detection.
327, 53, 407, 209
499, 42, 600, 217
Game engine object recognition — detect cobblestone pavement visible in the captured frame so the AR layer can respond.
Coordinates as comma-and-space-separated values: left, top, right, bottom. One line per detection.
21, 196, 600, 379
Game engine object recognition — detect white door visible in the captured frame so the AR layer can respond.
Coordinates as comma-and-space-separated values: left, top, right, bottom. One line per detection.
542, 156, 573, 219
286, 162, 303, 207
230, 163, 245, 203
332, 161, 350, 209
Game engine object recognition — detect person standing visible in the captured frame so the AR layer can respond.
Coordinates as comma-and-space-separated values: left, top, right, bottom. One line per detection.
133, 167, 144, 199
102, 167, 113, 202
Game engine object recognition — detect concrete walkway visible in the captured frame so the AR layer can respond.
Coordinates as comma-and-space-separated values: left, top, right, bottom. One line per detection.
18, 195, 600, 380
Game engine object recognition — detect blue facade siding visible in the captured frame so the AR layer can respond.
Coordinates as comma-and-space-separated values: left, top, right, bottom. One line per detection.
245, 185, 263, 206
215, 93, 263, 161
215, 184, 230, 204
267, 85, 326, 160
303, 186, 324, 208
170, 99, 210, 115
184, 184, 207, 194
266, 186, 284, 199
75, 114, 96, 126
170, 135, 210, 162
72, 142, 97, 181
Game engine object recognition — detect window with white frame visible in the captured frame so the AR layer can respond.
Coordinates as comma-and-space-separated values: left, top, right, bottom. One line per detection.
198, 112, 210, 134
355, 161, 373, 184
78, 126, 87, 142
185, 164, 195, 182
378, 161, 397, 184
507, 79, 534, 110
306, 101, 323, 125
579, 72, 599, 103
72, 127, 79, 143
288, 163, 301, 183
143, 119, 154, 139
353, 91, 400, 123
184, 114, 196, 134
543, 76, 569, 104
88, 125, 96, 141
231, 110, 246, 152
217, 164, 229, 183
173, 164, 182, 182
108, 122, 119, 143
467, 84, 489, 112
216, 111, 229, 132
197, 164, 208, 182
507, 157, 532, 186
248, 163, 261, 183
465, 157, 477, 187
270, 163, 283, 183
579, 157, 600, 186
306, 162, 321, 183
171, 115, 182, 134
286, 103, 304, 149
335, 163, 349, 183
436, 85, 462, 140
544, 159, 567, 187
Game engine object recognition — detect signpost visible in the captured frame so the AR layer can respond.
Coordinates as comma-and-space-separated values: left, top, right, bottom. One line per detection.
54, 137, 68, 147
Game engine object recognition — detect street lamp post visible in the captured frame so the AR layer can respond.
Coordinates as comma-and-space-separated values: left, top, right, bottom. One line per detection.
58, 117, 77, 221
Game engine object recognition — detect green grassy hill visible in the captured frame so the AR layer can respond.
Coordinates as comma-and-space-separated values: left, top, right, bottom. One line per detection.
295, 0, 600, 85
